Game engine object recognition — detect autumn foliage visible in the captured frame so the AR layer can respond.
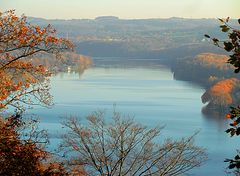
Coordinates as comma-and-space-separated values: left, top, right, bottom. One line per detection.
0, 10, 87, 176
0, 10, 73, 111
201, 78, 239, 109
0, 114, 69, 176
193, 53, 233, 71
31, 52, 92, 74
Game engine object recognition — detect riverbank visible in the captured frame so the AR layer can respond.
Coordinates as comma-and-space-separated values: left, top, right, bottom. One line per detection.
170, 53, 240, 113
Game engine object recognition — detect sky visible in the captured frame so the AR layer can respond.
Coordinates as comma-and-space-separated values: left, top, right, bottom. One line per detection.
0, 0, 239, 19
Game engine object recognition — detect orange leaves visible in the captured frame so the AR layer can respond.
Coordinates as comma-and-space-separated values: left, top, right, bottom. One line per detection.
0, 10, 78, 175
0, 10, 73, 57
226, 114, 231, 119
11, 84, 21, 92
35, 26, 41, 33
0, 104, 6, 109
0, 87, 8, 101
193, 53, 233, 71
11, 15, 18, 22
25, 83, 30, 88
0, 61, 50, 110
3, 81, 12, 87
36, 64, 46, 73
209, 78, 238, 95
0, 116, 72, 175
201, 78, 239, 107
0, 115, 69, 176
0, 10, 73, 110
35, 26, 46, 39
45, 36, 59, 45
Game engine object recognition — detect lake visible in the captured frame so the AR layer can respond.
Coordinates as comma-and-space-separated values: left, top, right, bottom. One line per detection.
30, 58, 239, 176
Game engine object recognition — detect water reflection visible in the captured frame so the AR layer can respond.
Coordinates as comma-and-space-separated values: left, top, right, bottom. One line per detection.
202, 106, 229, 131
29, 60, 240, 176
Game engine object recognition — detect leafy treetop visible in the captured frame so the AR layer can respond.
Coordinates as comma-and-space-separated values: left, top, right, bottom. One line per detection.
0, 10, 73, 111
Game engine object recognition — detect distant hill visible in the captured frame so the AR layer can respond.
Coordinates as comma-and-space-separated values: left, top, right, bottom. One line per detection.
27, 17, 238, 58
95, 16, 119, 21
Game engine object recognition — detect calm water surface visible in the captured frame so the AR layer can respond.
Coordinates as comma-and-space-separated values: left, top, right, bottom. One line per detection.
30, 59, 239, 176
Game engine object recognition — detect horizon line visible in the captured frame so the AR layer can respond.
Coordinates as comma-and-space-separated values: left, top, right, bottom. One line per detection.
27, 15, 235, 21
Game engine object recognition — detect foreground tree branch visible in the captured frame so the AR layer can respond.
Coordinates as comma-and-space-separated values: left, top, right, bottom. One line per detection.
61, 110, 207, 176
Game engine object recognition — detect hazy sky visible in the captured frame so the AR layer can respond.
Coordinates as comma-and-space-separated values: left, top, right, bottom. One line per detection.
1, 0, 239, 19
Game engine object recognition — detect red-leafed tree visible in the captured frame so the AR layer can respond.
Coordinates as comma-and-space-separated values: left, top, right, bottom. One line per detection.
0, 114, 70, 176
0, 10, 87, 176
0, 10, 73, 112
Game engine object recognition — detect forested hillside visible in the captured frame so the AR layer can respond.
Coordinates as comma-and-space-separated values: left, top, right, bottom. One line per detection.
28, 17, 237, 58
30, 52, 92, 73
173, 53, 236, 86
172, 53, 240, 112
